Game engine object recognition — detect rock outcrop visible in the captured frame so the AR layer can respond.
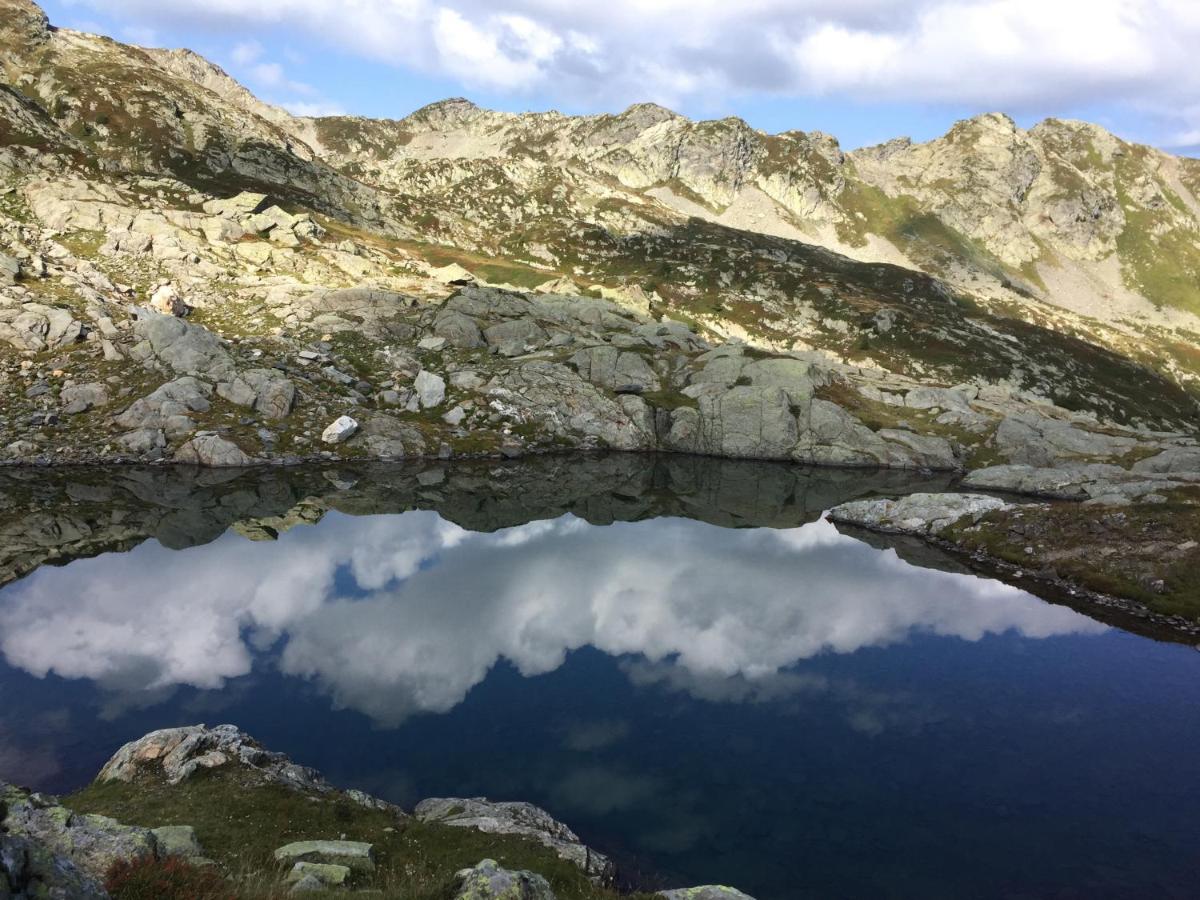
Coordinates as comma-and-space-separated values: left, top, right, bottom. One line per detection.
98, 724, 358, 799
828, 493, 1012, 536
416, 797, 611, 880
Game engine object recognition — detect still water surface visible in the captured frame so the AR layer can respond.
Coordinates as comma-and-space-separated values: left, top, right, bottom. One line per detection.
0, 457, 1198, 898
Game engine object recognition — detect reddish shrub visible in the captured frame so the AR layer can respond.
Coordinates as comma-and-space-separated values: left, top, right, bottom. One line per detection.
104, 856, 235, 900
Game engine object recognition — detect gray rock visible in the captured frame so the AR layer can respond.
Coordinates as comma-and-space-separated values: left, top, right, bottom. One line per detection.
659, 889, 757, 900
569, 345, 661, 393
60, 382, 109, 416
0, 832, 108, 900
322, 415, 359, 444
694, 386, 798, 459
829, 492, 1012, 535
174, 434, 253, 467
452, 858, 556, 900
116, 428, 166, 454
98, 724, 330, 791
0, 252, 19, 285
358, 414, 425, 459
1131, 446, 1200, 475
415, 798, 610, 879
274, 841, 375, 873
904, 386, 971, 411
414, 370, 447, 408
484, 318, 548, 352
433, 310, 485, 348
0, 303, 83, 351
150, 825, 204, 860
132, 315, 235, 380
963, 463, 1191, 502
991, 413, 1137, 466
741, 357, 820, 404
286, 861, 351, 887
288, 872, 325, 894
217, 369, 295, 420
201, 191, 269, 217
488, 361, 655, 451
114, 377, 211, 435
1, 783, 156, 881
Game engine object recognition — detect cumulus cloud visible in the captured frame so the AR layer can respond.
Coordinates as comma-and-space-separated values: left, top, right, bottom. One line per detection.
0, 511, 1105, 727
65, 0, 1200, 145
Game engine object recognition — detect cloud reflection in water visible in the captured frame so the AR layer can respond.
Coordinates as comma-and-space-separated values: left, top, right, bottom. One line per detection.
0, 511, 1106, 725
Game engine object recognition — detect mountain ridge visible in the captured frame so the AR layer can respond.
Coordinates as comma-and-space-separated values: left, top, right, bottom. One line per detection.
2, 0, 1200, 630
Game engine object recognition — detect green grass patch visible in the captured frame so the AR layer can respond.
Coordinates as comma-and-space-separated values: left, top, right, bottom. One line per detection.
68, 769, 646, 900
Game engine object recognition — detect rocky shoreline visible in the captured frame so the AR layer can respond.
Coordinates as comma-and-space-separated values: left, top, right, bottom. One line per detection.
1, 724, 754, 899
829, 491, 1200, 640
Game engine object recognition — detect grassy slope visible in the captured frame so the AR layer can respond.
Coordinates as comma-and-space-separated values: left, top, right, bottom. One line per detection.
944, 493, 1200, 621
69, 768, 654, 900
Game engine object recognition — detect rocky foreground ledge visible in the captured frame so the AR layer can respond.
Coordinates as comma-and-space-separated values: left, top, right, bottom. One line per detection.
0, 724, 753, 899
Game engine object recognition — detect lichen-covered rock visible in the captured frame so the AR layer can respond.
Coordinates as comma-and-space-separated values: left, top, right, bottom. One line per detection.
173, 434, 253, 467
991, 413, 1137, 467
569, 345, 661, 393
150, 825, 204, 860
97, 724, 326, 789
415, 798, 611, 879
216, 369, 295, 420
829, 492, 1011, 535
453, 858, 556, 900
962, 463, 1194, 502
1, 782, 156, 882
433, 310, 485, 348
274, 841, 374, 873
113, 377, 211, 438
131, 314, 235, 380
1131, 446, 1200, 475
488, 362, 656, 451
94, 725, 399, 815
0, 832, 108, 900
659, 888, 756, 900
60, 382, 109, 416
285, 861, 351, 887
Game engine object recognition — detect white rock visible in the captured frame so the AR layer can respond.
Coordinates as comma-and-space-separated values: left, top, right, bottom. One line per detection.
414, 370, 446, 408
322, 416, 359, 444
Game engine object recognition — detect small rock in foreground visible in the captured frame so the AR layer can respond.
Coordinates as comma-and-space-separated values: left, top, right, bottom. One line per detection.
453, 858, 556, 899
274, 839, 375, 873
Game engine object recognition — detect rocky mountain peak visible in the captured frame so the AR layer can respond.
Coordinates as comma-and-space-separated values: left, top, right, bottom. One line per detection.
406, 97, 483, 129
0, 0, 51, 49
616, 101, 683, 128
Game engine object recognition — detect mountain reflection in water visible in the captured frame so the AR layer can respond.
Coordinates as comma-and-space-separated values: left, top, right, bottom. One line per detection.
2, 456, 1199, 899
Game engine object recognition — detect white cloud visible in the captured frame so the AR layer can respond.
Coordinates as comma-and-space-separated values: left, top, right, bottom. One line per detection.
68, 0, 1200, 144
120, 23, 158, 46
231, 39, 264, 66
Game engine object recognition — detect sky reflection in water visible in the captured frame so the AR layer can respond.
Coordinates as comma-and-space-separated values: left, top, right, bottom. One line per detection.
2, 490, 1199, 898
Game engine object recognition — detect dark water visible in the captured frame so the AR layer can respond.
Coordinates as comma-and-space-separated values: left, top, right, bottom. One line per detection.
1, 456, 1198, 898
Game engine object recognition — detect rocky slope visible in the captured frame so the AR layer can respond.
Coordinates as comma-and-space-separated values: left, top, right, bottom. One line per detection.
0, 0, 1199, 559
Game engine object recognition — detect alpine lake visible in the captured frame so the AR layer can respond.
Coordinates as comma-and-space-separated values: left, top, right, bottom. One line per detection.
1, 454, 1198, 899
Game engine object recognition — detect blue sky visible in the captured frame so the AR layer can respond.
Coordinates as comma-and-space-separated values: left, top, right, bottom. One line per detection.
45, 0, 1200, 154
